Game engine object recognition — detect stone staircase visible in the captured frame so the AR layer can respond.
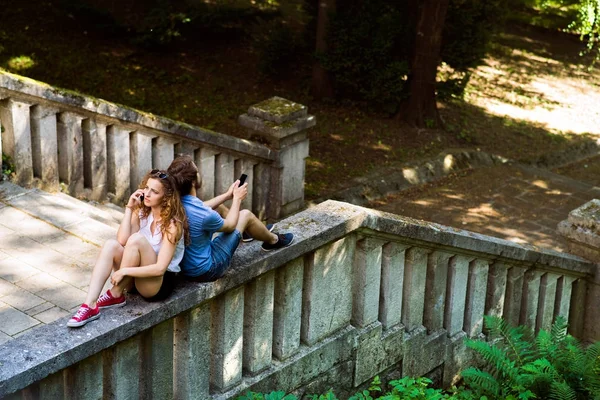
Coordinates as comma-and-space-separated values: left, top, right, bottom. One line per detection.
0, 181, 123, 343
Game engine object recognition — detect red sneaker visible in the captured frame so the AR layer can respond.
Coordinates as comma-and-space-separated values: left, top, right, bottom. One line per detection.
96, 289, 126, 309
67, 304, 99, 328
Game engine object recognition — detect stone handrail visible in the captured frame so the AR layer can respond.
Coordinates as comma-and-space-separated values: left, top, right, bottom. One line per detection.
0, 70, 313, 220
0, 201, 595, 399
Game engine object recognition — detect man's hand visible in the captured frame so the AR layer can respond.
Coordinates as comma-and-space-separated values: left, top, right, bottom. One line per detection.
233, 181, 248, 202
225, 181, 237, 200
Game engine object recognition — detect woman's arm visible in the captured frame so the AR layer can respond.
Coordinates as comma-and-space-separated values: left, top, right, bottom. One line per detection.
112, 223, 178, 284
117, 190, 143, 245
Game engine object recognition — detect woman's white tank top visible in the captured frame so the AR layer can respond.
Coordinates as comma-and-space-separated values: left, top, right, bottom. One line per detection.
139, 212, 184, 273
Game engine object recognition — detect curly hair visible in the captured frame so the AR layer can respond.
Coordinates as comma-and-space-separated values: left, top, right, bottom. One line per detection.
167, 154, 201, 196
137, 170, 190, 245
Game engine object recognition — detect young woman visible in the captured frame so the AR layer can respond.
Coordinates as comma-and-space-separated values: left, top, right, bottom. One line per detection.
68, 169, 187, 328
167, 154, 294, 282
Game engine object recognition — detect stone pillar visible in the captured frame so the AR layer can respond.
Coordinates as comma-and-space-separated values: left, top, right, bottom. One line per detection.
152, 136, 176, 170
423, 251, 452, 333
30, 105, 59, 191
0, 98, 33, 186
106, 125, 131, 204
464, 259, 490, 337
379, 243, 409, 329
130, 131, 154, 193
402, 247, 430, 332
557, 199, 600, 342
82, 118, 108, 201
273, 258, 303, 360
352, 237, 385, 328
444, 255, 472, 336
238, 97, 315, 220
57, 112, 85, 196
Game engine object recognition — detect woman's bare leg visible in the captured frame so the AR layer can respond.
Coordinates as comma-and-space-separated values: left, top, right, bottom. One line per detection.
236, 210, 277, 244
111, 233, 161, 299
84, 239, 124, 307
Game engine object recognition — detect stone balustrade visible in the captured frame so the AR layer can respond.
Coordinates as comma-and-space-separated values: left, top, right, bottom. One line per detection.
0, 201, 595, 399
0, 71, 313, 220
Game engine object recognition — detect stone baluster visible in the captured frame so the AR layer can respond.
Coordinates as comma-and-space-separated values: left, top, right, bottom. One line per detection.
352, 238, 385, 328
273, 258, 304, 360
82, 118, 108, 201
554, 275, 574, 321
379, 243, 409, 329
302, 237, 355, 345
444, 255, 472, 337
173, 302, 212, 400
520, 270, 543, 330
0, 98, 33, 186
503, 266, 526, 327
485, 261, 509, 319
402, 247, 430, 332
141, 320, 174, 400
106, 125, 131, 204
568, 279, 588, 339
198, 148, 217, 200
211, 287, 245, 392
215, 153, 235, 206
243, 271, 275, 375
235, 158, 255, 212
536, 273, 559, 332
64, 353, 102, 399
239, 97, 315, 220
38, 371, 64, 400
130, 131, 154, 192
57, 112, 84, 196
423, 251, 452, 333
153, 136, 176, 170
30, 105, 59, 191
464, 259, 490, 337
104, 335, 143, 399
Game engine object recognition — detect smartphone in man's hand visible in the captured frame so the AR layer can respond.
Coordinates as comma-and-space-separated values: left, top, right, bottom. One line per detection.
238, 173, 247, 186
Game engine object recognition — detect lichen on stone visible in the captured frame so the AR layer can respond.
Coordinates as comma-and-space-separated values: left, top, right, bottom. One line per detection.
253, 97, 304, 116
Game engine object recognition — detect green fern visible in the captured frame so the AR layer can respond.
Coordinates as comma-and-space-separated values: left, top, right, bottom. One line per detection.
462, 315, 600, 400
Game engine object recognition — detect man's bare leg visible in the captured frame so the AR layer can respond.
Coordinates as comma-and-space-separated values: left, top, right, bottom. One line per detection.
236, 210, 278, 244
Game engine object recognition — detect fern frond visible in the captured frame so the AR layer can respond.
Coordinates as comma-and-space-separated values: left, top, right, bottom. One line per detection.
548, 380, 577, 400
465, 339, 519, 381
550, 316, 568, 344
461, 367, 501, 397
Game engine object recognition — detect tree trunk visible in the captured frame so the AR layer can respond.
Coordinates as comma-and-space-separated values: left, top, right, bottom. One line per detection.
311, 0, 336, 100
398, 0, 450, 128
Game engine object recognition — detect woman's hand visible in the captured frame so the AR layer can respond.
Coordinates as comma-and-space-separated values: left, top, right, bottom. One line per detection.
111, 270, 125, 286
126, 189, 145, 209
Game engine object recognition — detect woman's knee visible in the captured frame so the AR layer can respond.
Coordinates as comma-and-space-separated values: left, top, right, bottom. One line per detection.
103, 238, 124, 253
125, 232, 146, 248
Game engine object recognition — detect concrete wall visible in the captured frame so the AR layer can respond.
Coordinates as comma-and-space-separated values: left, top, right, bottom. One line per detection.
0, 201, 595, 399
0, 71, 311, 220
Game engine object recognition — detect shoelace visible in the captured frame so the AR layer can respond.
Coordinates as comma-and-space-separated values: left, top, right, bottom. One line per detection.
73, 307, 89, 319
98, 293, 111, 303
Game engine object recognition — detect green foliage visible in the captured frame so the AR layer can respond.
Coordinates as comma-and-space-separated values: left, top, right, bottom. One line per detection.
319, 0, 411, 113
238, 376, 475, 400
569, 0, 600, 62
1, 153, 14, 179
251, 17, 305, 77
132, 0, 191, 48
462, 315, 600, 400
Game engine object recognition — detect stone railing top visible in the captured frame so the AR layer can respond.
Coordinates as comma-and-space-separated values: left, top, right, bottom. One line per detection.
0, 200, 593, 396
248, 96, 308, 124
568, 199, 600, 231
0, 70, 274, 161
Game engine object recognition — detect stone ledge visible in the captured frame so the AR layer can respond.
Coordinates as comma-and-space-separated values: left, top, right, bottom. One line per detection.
247, 97, 308, 124
0, 200, 594, 396
238, 113, 316, 139
0, 71, 274, 161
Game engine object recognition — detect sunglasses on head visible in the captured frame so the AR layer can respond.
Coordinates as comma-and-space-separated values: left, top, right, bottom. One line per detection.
150, 169, 168, 179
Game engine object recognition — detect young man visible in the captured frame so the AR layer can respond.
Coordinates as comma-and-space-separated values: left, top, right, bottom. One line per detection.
167, 154, 293, 281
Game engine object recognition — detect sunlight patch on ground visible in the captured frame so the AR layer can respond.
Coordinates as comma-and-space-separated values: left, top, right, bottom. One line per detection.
532, 180, 549, 189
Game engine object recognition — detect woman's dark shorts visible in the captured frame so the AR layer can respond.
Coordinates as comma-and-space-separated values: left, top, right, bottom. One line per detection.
140, 271, 180, 302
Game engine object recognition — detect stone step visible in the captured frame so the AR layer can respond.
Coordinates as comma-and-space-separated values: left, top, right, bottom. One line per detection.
0, 181, 121, 246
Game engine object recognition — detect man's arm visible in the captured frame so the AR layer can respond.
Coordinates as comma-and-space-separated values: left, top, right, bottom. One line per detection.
218, 182, 247, 232
204, 181, 236, 209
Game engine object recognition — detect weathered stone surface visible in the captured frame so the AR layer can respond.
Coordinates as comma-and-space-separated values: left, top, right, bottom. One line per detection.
354, 322, 404, 386
554, 275, 574, 321
445, 255, 471, 336
143, 319, 174, 400
273, 258, 303, 360
302, 236, 355, 345
520, 270, 543, 330
211, 286, 244, 392
0, 98, 33, 186
106, 335, 142, 400
402, 247, 429, 331
30, 105, 59, 191
81, 119, 108, 201
464, 259, 490, 337
238, 113, 316, 140
247, 97, 308, 124
153, 136, 176, 170
352, 238, 385, 328
215, 153, 235, 200
402, 327, 447, 378
129, 131, 154, 193
536, 273, 559, 332
485, 262, 509, 318
106, 125, 131, 204
57, 112, 84, 196
380, 243, 408, 329
504, 266, 526, 327
198, 147, 217, 200
65, 353, 103, 400
173, 301, 211, 400
243, 271, 274, 374
424, 251, 451, 332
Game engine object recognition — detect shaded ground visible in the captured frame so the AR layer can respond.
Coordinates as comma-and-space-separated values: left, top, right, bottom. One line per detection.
370, 163, 600, 252
1, 3, 600, 202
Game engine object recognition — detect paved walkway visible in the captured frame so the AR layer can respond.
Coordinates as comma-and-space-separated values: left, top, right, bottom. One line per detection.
0, 182, 119, 344
371, 162, 600, 252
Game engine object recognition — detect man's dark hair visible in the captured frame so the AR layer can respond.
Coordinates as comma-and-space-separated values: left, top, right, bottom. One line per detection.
167, 154, 200, 196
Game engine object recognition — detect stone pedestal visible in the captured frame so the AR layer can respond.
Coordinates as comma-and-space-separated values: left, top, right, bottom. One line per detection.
557, 199, 600, 342
239, 97, 315, 219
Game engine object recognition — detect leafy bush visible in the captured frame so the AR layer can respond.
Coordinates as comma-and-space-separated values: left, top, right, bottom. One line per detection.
251, 17, 305, 77
462, 315, 600, 399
